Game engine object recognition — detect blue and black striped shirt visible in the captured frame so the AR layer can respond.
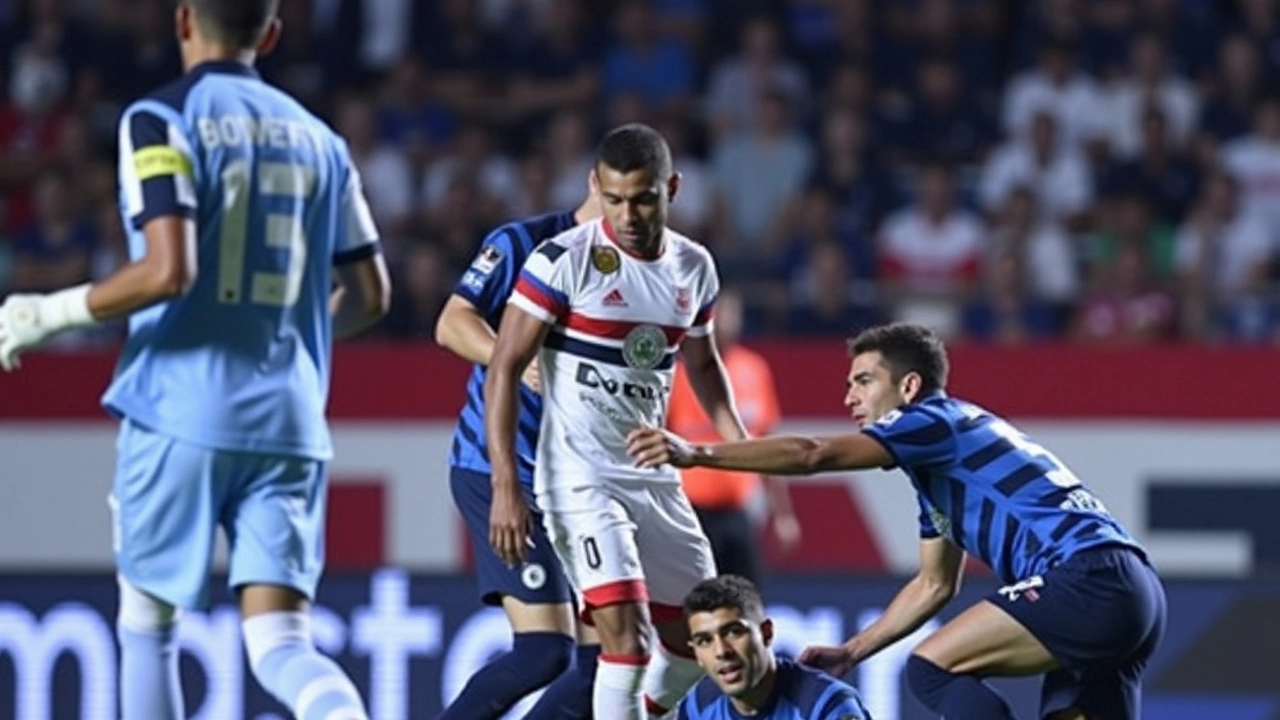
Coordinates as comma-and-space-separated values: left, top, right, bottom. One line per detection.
862, 393, 1143, 584
448, 211, 577, 487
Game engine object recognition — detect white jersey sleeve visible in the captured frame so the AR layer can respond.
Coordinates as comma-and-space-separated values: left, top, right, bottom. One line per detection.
686, 246, 720, 337
334, 142, 381, 262
510, 239, 575, 323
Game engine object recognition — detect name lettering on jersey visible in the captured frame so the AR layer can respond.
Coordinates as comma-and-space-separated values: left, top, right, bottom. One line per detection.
1059, 487, 1108, 514
133, 146, 192, 180
197, 115, 323, 150
592, 245, 620, 274
928, 508, 953, 541
621, 324, 667, 370
575, 361, 666, 401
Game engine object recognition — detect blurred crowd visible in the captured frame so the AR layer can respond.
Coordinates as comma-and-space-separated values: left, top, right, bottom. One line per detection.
3, 0, 1280, 345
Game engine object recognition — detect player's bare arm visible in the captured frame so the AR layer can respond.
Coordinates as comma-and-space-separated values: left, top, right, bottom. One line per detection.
91, 215, 199, 318
680, 333, 748, 441
435, 295, 497, 364
331, 252, 391, 340
628, 427, 893, 475
800, 537, 966, 676
484, 304, 551, 565
0, 214, 197, 370
435, 295, 541, 391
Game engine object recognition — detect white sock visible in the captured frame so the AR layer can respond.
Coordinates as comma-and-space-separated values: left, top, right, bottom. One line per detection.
642, 642, 704, 716
243, 612, 368, 720
594, 653, 648, 720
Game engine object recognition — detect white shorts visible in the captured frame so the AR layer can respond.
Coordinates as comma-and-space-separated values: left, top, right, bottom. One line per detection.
539, 480, 716, 624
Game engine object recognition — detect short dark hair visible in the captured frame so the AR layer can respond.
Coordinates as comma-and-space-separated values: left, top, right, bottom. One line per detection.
847, 323, 949, 396
683, 575, 764, 620
596, 123, 673, 180
186, 0, 279, 49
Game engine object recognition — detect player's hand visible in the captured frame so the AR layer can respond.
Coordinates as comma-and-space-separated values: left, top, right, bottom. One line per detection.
771, 511, 802, 555
798, 644, 857, 679
0, 293, 56, 371
489, 481, 532, 567
520, 357, 542, 394
626, 427, 696, 468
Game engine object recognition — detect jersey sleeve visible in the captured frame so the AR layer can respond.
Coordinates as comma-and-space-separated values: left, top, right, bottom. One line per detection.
334, 162, 382, 265
820, 697, 871, 720
687, 249, 720, 337
788, 665, 871, 720
118, 105, 197, 230
509, 240, 572, 324
917, 493, 941, 539
453, 226, 520, 313
860, 405, 956, 468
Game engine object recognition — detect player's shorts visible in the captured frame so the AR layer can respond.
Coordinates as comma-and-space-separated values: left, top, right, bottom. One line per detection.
109, 419, 328, 609
450, 467, 573, 606
988, 544, 1167, 720
539, 479, 716, 624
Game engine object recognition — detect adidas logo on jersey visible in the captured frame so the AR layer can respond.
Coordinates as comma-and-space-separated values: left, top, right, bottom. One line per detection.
602, 289, 628, 307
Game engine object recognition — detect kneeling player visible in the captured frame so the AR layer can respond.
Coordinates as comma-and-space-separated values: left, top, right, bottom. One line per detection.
678, 575, 870, 720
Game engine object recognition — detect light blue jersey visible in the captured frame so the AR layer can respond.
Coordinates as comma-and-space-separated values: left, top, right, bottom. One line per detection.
104, 61, 381, 609
102, 60, 380, 460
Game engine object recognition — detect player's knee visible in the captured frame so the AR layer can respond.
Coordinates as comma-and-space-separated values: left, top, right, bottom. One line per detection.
242, 611, 313, 677
591, 604, 653, 658
905, 654, 956, 708
117, 575, 180, 632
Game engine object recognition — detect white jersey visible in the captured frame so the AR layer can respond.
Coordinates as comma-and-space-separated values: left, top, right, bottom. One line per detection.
509, 219, 719, 498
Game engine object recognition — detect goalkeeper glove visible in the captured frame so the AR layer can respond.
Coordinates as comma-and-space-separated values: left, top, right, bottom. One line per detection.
0, 283, 96, 371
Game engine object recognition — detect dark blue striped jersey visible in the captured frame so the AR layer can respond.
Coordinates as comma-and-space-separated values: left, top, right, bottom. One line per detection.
677, 659, 870, 720
862, 393, 1142, 584
448, 211, 578, 486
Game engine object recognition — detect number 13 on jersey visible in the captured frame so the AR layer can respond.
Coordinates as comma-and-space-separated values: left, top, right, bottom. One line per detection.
218, 159, 314, 308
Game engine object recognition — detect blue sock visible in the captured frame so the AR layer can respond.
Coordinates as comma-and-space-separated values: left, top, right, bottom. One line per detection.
117, 623, 183, 720
523, 643, 600, 720
906, 655, 1016, 720
438, 632, 574, 720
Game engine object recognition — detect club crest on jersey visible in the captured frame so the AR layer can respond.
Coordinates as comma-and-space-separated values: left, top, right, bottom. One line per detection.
592, 246, 621, 274
675, 287, 691, 312
622, 324, 666, 370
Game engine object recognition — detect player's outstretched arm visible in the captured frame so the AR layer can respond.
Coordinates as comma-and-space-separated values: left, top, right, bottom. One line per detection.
483, 305, 550, 565
680, 334, 748, 441
331, 252, 391, 340
800, 538, 964, 676
0, 215, 196, 370
627, 428, 893, 475
434, 295, 496, 365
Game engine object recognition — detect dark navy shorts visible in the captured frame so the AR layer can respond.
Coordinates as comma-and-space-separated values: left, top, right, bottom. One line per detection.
449, 467, 573, 606
988, 545, 1167, 720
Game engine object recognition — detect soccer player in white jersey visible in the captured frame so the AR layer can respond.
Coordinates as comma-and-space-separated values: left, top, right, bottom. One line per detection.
485, 123, 749, 719
0, 2, 390, 719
